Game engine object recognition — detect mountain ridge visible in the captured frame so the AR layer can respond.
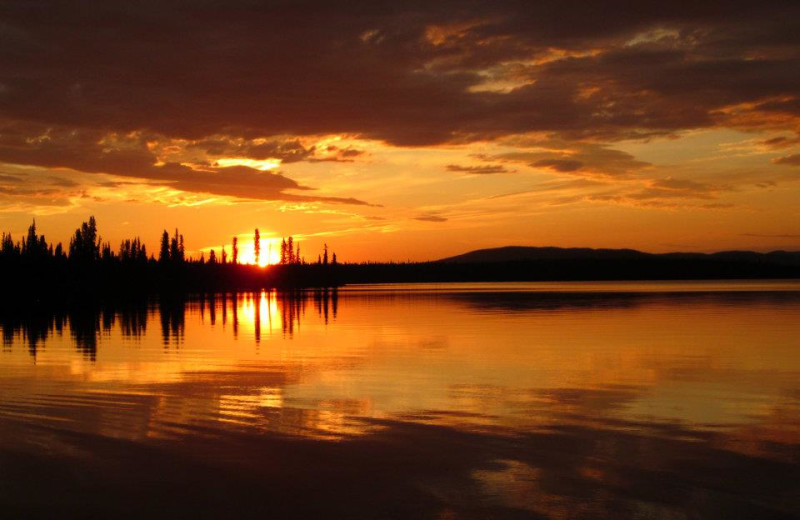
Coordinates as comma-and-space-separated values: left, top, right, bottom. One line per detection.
438, 246, 800, 266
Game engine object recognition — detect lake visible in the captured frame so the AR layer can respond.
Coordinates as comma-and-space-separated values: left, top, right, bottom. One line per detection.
1, 281, 798, 519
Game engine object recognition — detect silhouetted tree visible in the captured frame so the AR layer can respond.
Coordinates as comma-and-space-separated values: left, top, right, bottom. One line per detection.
208, 249, 217, 264
170, 228, 180, 262
23, 220, 45, 258
69, 216, 100, 262
1, 232, 18, 257
332, 252, 337, 265
254, 229, 261, 265
159, 230, 170, 263
323, 243, 329, 265
101, 241, 113, 261
138, 241, 148, 263
287, 236, 294, 264
280, 238, 287, 264
221, 246, 228, 264
232, 237, 239, 264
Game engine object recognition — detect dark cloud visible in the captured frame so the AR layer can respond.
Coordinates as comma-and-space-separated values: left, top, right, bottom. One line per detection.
0, 1, 796, 148
759, 135, 800, 149
772, 154, 800, 166
533, 159, 583, 172
0, 123, 370, 204
0, 174, 22, 183
446, 164, 511, 174
47, 176, 80, 188
414, 214, 448, 222
191, 138, 313, 163
488, 142, 650, 177
741, 233, 800, 238
628, 177, 721, 200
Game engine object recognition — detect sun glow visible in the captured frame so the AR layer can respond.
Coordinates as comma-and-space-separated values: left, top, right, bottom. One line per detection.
237, 238, 282, 266
215, 158, 282, 171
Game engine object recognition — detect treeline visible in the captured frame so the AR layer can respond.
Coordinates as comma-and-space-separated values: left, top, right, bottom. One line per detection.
0, 217, 344, 304
0, 218, 339, 267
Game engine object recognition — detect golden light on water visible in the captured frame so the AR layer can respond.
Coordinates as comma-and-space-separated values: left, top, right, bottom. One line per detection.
238, 290, 281, 334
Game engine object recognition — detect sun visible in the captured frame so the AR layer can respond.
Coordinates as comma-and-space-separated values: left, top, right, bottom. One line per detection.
237, 238, 282, 266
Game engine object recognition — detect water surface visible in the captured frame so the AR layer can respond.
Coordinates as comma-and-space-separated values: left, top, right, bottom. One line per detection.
1, 282, 799, 518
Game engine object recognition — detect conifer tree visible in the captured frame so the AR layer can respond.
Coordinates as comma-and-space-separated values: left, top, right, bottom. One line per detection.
159, 230, 170, 263
287, 236, 294, 264
254, 229, 261, 265
69, 216, 100, 262
170, 229, 180, 262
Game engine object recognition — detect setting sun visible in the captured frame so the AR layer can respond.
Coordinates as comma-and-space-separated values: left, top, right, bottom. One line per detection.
237, 237, 283, 266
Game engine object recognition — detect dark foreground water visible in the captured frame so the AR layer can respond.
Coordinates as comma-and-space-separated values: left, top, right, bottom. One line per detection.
1, 281, 799, 519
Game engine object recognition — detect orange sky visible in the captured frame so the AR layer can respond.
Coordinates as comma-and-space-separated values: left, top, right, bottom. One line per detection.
0, 2, 798, 261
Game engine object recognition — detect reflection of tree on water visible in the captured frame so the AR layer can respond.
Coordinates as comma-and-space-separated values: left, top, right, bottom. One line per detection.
280, 291, 306, 336
69, 308, 101, 361
120, 305, 147, 338
189, 290, 338, 339
159, 298, 185, 347
1, 290, 340, 358
1, 313, 62, 359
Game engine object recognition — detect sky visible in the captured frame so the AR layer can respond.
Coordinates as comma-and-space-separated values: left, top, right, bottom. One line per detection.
0, 0, 798, 262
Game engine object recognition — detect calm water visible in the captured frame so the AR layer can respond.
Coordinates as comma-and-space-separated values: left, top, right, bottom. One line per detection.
1, 282, 799, 519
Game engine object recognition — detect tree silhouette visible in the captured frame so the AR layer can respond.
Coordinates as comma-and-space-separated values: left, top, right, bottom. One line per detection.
232, 237, 239, 264
254, 229, 261, 265
23, 220, 42, 258
323, 243, 329, 265
69, 216, 100, 262
287, 236, 294, 264
159, 230, 170, 263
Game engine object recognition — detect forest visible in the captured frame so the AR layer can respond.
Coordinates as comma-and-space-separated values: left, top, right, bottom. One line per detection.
0, 217, 342, 303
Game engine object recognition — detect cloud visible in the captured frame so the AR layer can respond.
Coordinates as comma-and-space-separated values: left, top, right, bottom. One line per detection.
188, 138, 314, 163
486, 141, 650, 177
759, 135, 800, 149
446, 164, 512, 174
414, 214, 448, 222
741, 233, 800, 239
772, 154, 800, 166
627, 177, 721, 200
0, 0, 797, 220
532, 159, 583, 172
0, 1, 796, 148
0, 123, 370, 204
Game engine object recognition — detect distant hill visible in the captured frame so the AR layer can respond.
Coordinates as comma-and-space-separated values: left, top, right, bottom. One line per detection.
438, 246, 800, 266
